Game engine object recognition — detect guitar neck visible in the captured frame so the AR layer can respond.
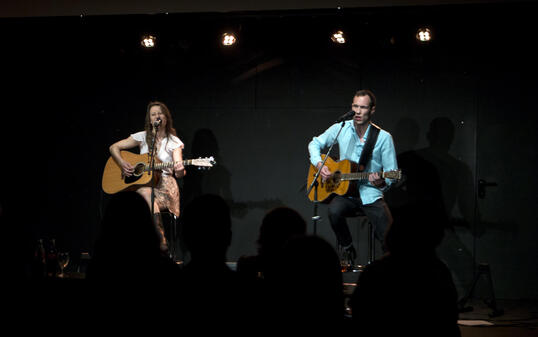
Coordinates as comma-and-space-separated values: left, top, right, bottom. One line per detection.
341, 171, 383, 181
145, 160, 189, 172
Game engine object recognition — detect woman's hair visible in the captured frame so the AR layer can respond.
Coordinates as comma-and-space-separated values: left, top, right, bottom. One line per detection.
144, 101, 177, 148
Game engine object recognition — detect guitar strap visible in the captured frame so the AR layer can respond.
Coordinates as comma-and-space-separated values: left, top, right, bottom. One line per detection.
357, 123, 381, 172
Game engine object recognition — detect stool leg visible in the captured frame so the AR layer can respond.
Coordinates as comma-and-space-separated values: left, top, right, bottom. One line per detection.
170, 215, 177, 261
482, 264, 504, 317
368, 223, 375, 264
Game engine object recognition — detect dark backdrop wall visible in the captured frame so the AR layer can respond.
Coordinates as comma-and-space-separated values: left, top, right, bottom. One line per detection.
2, 3, 537, 299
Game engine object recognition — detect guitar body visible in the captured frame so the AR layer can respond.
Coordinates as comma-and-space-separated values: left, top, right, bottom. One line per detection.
102, 151, 160, 194
307, 155, 358, 203
102, 151, 216, 194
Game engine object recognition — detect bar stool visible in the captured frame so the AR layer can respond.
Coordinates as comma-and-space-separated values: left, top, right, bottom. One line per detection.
347, 213, 376, 270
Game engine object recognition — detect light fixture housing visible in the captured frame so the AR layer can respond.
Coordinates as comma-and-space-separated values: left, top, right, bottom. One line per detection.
331, 30, 346, 44
222, 32, 237, 46
416, 27, 432, 42
141, 34, 156, 48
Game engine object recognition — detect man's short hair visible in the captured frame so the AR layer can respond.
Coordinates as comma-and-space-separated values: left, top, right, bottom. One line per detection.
355, 89, 376, 108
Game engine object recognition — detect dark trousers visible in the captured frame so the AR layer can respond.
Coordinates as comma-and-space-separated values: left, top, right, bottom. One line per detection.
328, 196, 393, 250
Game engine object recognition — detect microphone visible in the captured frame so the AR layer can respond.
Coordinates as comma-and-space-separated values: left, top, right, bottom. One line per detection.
335, 110, 355, 123
153, 118, 162, 128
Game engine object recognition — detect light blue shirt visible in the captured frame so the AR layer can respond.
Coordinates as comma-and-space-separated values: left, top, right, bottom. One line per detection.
308, 121, 398, 205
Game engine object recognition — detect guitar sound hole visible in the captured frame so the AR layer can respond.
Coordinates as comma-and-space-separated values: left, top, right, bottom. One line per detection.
133, 163, 146, 176
326, 172, 341, 191
124, 163, 146, 184
333, 171, 341, 181
124, 174, 142, 184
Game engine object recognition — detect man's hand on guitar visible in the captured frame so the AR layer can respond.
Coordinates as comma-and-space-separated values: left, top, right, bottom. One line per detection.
368, 172, 386, 188
317, 162, 333, 182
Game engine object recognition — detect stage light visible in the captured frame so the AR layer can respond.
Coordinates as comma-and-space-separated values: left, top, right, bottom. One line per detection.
331, 30, 346, 44
416, 28, 432, 42
222, 33, 237, 46
141, 35, 156, 48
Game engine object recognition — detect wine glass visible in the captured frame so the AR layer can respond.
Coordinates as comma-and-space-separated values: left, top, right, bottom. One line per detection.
57, 252, 70, 278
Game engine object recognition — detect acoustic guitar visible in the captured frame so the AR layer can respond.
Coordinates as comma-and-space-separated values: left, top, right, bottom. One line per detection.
102, 151, 215, 194
307, 154, 402, 202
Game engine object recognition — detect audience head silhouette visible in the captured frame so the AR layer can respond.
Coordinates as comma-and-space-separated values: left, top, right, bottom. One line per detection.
87, 191, 162, 279
257, 206, 307, 258
182, 194, 231, 262
273, 235, 345, 324
352, 201, 461, 336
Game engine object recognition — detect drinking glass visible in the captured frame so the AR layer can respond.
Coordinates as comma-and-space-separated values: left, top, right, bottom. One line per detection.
57, 252, 70, 278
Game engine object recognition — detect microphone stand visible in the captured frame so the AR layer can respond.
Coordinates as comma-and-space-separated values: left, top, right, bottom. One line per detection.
306, 119, 347, 235
149, 124, 159, 215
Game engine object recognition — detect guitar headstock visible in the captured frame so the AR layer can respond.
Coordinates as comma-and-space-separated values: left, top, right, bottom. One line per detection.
192, 156, 216, 170
383, 169, 402, 180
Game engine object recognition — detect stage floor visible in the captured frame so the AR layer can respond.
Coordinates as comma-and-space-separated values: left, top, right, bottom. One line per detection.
457, 298, 538, 337
341, 269, 537, 336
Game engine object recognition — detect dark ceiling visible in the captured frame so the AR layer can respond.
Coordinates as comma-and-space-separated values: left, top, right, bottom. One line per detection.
0, 0, 525, 18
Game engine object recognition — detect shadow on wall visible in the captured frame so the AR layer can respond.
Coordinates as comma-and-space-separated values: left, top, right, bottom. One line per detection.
182, 128, 283, 219
385, 117, 476, 296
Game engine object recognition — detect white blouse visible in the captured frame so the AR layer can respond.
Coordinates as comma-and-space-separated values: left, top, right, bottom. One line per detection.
130, 131, 184, 176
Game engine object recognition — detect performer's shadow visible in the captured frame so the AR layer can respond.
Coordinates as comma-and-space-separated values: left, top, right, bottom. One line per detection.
385, 117, 479, 296
183, 128, 282, 215
176, 129, 282, 261
172, 129, 231, 262
182, 128, 233, 206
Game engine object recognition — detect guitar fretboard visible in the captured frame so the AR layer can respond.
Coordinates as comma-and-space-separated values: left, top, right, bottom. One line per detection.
145, 160, 189, 171
340, 171, 383, 181
340, 172, 370, 180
